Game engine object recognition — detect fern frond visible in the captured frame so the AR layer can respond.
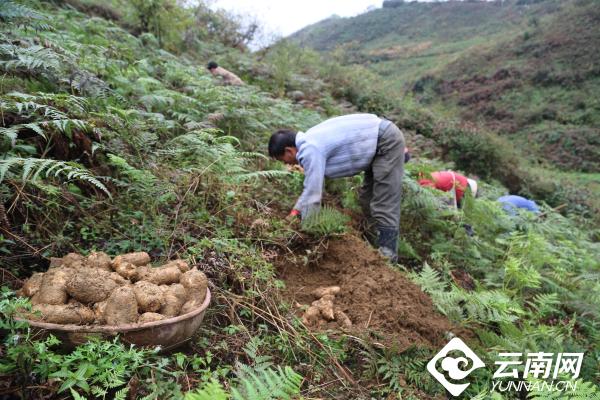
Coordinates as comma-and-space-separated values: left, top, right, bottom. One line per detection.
527, 379, 600, 399
231, 366, 302, 400
0, 0, 43, 22
242, 337, 274, 372
0, 44, 60, 75
234, 170, 288, 182
184, 380, 229, 400
301, 206, 349, 236
528, 292, 561, 318
410, 263, 447, 294
0, 157, 109, 196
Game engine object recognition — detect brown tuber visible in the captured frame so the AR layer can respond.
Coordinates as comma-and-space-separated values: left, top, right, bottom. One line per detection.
179, 269, 208, 314
159, 284, 186, 317
86, 252, 112, 271
138, 312, 166, 324
36, 268, 70, 305
104, 286, 138, 325
136, 265, 152, 281
146, 265, 181, 285
160, 259, 190, 273
21, 272, 44, 298
93, 300, 107, 324
114, 261, 138, 281
180, 269, 208, 301
66, 269, 118, 303
31, 304, 95, 324
20, 252, 211, 327
109, 272, 129, 286
301, 305, 321, 326
335, 310, 352, 328
61, 253, 86, 269
112, 252, 150, 268
133, 281, 164, 312
312, 294, 336, 321
311, 286, 341, 298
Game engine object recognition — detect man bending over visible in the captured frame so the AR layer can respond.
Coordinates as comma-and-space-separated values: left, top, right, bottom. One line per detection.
268, 114, 405, 262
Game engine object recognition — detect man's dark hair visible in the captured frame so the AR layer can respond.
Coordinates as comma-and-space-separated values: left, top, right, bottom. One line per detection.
207, 61, 218, 70
268, 129, 297, 157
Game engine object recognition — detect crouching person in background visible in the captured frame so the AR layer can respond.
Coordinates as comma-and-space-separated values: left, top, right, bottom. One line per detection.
418, 170, 478, 208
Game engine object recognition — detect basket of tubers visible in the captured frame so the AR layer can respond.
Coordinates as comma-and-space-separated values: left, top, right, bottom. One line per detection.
16, 251, 211, 351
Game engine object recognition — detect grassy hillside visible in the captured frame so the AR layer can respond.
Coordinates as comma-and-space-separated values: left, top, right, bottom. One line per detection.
1, 1, 599, 399
291, 0, 600, 173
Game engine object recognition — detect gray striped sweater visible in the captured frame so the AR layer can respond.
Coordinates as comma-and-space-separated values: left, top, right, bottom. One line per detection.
293, 113, 382, 217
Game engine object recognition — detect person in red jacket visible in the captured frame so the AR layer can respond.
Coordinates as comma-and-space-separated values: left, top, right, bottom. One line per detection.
418, 171, 478, 206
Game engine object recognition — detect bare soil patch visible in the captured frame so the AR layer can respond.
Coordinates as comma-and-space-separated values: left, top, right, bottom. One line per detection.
278, 234, 453, 350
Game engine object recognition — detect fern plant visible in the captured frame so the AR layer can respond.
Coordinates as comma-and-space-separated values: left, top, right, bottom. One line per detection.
527, 378, 600, 399
0, 157, 109, 196
0, 0, 44, 24
376, 347, 439, 395
0, 44, 61, 76
301, 206, 349, 237
184, 366, 302, 400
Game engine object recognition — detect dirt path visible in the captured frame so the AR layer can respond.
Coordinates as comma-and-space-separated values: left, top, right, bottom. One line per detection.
278, 234, 453, 350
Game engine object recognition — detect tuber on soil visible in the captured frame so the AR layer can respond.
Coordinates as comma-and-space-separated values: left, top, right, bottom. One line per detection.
335, 310, 352, 328
311, 286, 341, 298
104, 286, 138, 325
301, 305, 321, 326
312, 294, 335, 321
133, 281, 164, 312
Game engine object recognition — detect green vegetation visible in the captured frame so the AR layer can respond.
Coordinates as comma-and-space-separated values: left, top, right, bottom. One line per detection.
0, 0, 598, 398
301, 206, 349, 237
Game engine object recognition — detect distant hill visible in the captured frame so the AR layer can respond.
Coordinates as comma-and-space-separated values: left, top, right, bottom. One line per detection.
290, 0, 600, 172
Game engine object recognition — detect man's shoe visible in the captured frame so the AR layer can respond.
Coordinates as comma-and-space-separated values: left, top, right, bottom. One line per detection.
377, 226, 399, 263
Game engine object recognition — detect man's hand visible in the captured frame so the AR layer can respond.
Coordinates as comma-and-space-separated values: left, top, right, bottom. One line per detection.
285, 209, 301, 223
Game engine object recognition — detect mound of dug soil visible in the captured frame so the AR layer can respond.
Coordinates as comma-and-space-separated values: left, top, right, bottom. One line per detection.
279, 235, 453, 350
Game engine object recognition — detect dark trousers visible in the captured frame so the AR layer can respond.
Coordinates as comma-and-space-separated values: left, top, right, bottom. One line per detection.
359, 121, 405, 239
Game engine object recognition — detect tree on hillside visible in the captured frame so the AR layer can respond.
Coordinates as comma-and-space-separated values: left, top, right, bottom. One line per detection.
186, 3, 259, 51
131, 0, 164, 37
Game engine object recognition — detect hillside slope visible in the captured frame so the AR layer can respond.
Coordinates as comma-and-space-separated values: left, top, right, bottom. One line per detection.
291, 0, 600, 172
1, 1, 599, 399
